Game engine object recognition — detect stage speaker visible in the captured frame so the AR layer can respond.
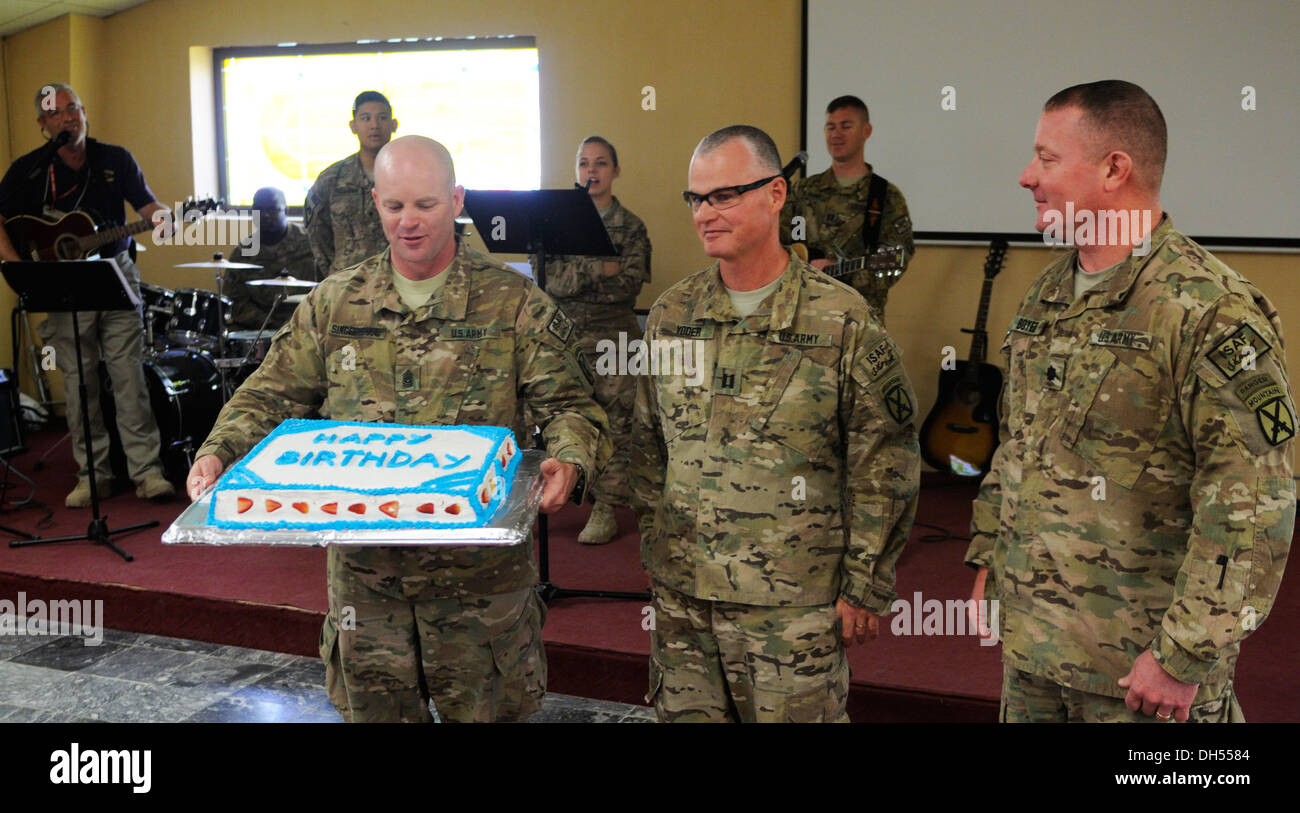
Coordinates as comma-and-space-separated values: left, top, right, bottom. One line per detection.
0, 369, 27, 458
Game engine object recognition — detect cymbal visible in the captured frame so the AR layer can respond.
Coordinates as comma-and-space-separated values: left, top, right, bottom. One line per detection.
285, 293, 307, 304
175, 259, 264, 270
246, 276, 318, 289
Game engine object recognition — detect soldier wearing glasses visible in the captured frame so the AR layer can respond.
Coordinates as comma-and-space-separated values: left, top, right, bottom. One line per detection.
628, 125, 920, 722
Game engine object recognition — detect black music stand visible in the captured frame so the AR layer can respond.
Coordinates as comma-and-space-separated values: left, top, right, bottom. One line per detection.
2, 259, 158, 561
464, 188, 648, 604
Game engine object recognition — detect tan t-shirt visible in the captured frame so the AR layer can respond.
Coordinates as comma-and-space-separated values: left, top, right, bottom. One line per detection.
724, 272, 786, 319
1073, 257, 1121, 301
391, 268, 449, 311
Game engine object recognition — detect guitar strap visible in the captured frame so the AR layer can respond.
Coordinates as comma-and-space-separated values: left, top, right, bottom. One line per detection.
862, 172, 888, 254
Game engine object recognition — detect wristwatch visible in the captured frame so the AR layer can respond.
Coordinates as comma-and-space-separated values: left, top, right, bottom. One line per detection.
569, 463, 587, 505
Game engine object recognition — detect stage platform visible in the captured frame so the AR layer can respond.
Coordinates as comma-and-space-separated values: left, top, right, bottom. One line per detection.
1, 428, 1295, 722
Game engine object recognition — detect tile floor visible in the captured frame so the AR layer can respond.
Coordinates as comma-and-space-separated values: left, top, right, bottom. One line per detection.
0, 628, 655, 723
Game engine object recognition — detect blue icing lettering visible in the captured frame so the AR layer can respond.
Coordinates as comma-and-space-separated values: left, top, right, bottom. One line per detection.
407, 434, 432, 445
411, 453, 441, 468
363, 433, 384, 445
360, 451, 387, 466
384, 433, 405, 446
387, 451, 413, 467
314, 450, 336, 466
275, 450, 300, 465
339, 434, 362, 444
313, 433, 337, 445
444, 454, 471, 469
340, 449, 364, 466
300, 451, 313, 465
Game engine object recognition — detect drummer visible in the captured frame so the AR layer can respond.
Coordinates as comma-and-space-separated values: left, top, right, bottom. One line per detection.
227, 186, 316, 330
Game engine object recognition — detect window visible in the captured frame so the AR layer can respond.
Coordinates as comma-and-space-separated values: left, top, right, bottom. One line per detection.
215, 37, 541, 210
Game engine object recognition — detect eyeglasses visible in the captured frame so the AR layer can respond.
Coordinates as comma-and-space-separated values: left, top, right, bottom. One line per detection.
682, 175, 781, 212
43, 104, 82, 119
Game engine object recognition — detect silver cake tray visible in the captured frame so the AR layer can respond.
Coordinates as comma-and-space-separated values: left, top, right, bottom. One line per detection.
162, 450, 545, 547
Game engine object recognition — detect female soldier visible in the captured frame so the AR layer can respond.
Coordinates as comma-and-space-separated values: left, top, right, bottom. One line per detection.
535, 136, 651, 544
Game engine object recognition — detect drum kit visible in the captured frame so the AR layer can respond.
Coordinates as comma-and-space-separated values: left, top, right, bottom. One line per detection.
127, 255, 319, 480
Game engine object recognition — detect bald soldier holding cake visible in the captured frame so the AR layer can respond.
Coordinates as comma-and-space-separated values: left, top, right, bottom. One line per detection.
187, 136, 611, 723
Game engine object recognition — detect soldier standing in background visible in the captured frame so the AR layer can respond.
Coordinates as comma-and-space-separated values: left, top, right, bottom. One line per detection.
629, 125, 919, 722
782, 95, 914, 321
188, 136, 611, 722
303, 91, 397, 279
228, 186, 316, 330
967, 80, 1295, 722
531, 136, 651, 544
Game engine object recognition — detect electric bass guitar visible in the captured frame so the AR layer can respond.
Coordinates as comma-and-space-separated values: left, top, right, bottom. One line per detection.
918, 239, 1008, 476
4, 197, 221, 261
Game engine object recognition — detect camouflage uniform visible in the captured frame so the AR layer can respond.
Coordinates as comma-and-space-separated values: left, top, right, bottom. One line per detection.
532, 196, 650, 506
780, 166, 914, 318
196, 240, 612, 722
629, 252, 920, 722
227, 222, 317, 330
966, 216, 1296, 722
303, 153, 388, 280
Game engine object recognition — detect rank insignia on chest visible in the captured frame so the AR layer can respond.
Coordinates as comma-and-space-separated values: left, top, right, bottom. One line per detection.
397, 366, 419, 391
882, 376, 914, 425
1045, 357, 1066, 391
714, 366, 741, 396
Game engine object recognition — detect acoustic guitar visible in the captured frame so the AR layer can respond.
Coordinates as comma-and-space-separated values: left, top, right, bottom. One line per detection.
919, 239, 1008, 476
4, 197, 221, 261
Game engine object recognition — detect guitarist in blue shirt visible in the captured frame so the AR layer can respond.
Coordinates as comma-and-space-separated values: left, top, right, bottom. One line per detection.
0, 82, 174, 508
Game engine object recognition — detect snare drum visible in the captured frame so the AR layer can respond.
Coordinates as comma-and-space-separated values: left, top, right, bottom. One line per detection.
138, 282, 175, 352
167, 288, 232, 349
225, 329, 276, 366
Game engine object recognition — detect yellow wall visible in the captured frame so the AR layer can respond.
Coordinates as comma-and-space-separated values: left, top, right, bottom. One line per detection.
1, 0, 1297, 465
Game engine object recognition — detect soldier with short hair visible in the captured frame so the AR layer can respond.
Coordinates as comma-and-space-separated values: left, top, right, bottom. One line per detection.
188, 136, 611, 722
629, 125, 920, 722
781, 95, 914, 321
531, 136, 651, 545
303, 90, 398, 279
968, 80, 1295, 723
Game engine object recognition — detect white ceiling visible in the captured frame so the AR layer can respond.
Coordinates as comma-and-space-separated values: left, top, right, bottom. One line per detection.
0, 0, 150, 38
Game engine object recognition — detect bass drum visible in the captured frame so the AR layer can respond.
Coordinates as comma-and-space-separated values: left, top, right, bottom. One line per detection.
103, 349, 225, 484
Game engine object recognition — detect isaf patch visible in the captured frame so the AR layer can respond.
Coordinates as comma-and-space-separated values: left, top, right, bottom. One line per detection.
863, 337, 897, 380
882, 376, 914, 425
1209, 324, 1271, 379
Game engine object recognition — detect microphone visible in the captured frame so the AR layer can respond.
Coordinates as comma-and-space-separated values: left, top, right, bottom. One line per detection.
27, 130, 73, 180
781, 150, 808, 181
575, 178, 594, 191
